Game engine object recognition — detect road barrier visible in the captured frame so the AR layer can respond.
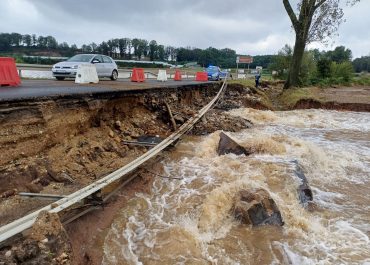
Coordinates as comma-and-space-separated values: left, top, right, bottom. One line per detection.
195, 72, 208, 82
131, 68, 145, 82
174, 70, 182, 81
0, 57, 21, 87
75, 64, 99, 84
157, 69, 168, 82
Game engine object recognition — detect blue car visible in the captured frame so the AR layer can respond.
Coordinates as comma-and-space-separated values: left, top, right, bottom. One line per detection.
206, 66, 221, 81
206, 66, 228, 81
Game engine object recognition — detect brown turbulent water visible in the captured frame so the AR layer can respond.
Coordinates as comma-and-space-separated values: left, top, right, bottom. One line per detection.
102, 109, 370, 265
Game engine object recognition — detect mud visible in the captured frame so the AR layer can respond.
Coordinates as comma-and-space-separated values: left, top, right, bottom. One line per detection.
294, 98, 370, 112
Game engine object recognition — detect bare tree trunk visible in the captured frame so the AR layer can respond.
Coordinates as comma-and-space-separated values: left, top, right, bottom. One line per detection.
284, 36, 306, 89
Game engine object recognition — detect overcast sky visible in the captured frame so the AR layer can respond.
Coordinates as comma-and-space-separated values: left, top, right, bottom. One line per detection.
0, 0, 369, 58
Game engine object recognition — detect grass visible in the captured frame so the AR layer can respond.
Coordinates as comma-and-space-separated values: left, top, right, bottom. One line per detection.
353, 74, 370, 86
229, 78, 275, 110
278, 87, 323, 109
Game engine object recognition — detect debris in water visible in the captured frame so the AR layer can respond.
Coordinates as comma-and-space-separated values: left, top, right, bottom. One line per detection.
292, 160, 313, 205
231, 189, 284, 226
217, 132, 252, 156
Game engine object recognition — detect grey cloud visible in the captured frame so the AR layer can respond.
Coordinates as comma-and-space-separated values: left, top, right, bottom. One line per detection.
0, 0, 369, 57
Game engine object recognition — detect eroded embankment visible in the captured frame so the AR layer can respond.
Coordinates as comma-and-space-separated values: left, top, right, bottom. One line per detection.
0, 82, 261, 264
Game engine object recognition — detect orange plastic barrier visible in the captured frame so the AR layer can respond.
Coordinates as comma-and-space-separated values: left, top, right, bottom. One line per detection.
195, 72, 208, 82
0, 57, 21, 87
174, 70, 182, 81
131, 68, 145, 82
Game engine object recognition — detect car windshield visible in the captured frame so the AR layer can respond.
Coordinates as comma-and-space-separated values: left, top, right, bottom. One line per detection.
67, 54, 94, 62
207, 66, 218, 73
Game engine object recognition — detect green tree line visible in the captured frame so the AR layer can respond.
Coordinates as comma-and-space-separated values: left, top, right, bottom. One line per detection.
1, 32, 368, 72
270, 45, 369, 86
0, 32, 278, 68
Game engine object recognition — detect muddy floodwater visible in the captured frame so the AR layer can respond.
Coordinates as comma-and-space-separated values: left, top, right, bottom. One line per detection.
102, 108, 370, 265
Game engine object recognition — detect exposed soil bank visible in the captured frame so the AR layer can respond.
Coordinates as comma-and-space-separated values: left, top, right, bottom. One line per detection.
294, 98, 370, 112
0, 82, 258, 264
0, 82, 369, 264
277, 85, 370, 111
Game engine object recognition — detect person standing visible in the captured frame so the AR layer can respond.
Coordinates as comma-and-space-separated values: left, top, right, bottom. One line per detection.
255, 71, 261, 88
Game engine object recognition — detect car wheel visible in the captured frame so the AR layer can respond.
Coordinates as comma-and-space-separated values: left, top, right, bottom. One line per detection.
56, 77, 65, 81
110, 70, 118, 81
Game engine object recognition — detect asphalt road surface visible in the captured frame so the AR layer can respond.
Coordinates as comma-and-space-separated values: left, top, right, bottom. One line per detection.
0, 79, 213, 102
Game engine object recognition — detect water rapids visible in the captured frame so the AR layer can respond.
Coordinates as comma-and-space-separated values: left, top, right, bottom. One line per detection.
102, 108, 370, 265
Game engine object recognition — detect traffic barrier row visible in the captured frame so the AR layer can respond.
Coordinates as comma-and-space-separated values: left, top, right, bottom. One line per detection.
130, 69, 209, 83
0, 57, 21, 87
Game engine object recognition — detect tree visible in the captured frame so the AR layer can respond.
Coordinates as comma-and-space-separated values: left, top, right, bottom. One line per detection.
118, 38, 130, 59
137, 39, 148, 60
157, 45, 165, 61
283, 0, 360, 89
0, 33, 11, 51
10, 33, 23, 47
45, 36, 58, 49
149, 40, 157, 61
22, 34, 32, 47
326, 45, 352, 63
131, 38, 140, 59
353, 56, 370, 72
270, 44, 293, 79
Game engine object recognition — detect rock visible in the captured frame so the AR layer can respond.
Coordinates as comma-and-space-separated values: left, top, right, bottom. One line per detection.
14, 241, 39, 262
191, 110, 253, 136
114, 120, 122, 130
25, 183, 43, 193
59, 172, 74, 184
102, 142, 116, 152
231, 189, 284, 226
217, 132, 252, 156
39, 177, 50, 186
46, 163, 73, 184
173, 114, 185, 124
108, 129, 114, 138
28, 165, 41, 180
5, 250, 12, 258
292, 160, 313, 205
0, 189, 17, 198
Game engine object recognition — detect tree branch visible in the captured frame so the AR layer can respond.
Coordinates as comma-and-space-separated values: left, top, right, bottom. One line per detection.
314, 0, 327, 10
283, 0, 300, 31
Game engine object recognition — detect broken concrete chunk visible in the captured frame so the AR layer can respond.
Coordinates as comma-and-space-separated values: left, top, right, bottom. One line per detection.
292, 160, 313, 205
231, 189, 284, 226
217, 132, 252, 156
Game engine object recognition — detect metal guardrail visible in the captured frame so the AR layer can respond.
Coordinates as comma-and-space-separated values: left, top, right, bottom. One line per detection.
0, 78, 227, 243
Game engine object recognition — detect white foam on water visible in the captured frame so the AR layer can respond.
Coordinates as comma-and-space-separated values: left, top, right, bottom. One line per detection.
102, 109, 370, 265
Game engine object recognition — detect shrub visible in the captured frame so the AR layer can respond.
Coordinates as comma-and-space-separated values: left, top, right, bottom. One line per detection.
330, 61, 354, 82
317, 58, 331, 79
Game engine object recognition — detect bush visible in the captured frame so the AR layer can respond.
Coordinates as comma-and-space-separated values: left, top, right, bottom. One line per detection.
330, 61, 354, 82
317, 58, 331, 79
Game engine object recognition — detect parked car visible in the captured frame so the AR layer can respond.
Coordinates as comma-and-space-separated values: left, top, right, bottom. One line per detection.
52, 54, 118, 81
206, 66, 221, 81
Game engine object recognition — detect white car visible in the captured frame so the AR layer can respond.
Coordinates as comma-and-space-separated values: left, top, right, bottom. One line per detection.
52, 54, 118, 81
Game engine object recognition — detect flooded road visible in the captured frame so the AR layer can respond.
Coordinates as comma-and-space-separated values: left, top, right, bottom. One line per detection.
102, 108, 370, 265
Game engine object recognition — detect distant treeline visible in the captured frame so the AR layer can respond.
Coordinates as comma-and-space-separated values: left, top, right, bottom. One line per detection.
0, 32, 368, 71
0, 32, 278, 68
353, 56, 370, 72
